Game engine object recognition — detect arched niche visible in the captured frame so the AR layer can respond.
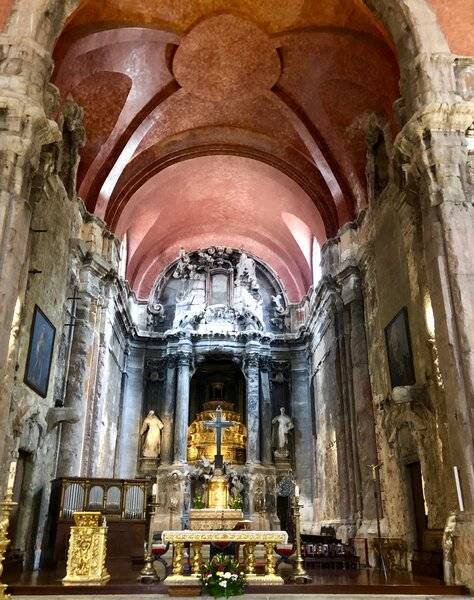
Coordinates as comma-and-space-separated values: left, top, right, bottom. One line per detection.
188, 358, 247, 465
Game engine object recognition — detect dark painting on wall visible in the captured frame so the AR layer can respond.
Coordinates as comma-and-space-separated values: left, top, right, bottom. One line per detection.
24, 305, 56, 398
384, 306, 416, 388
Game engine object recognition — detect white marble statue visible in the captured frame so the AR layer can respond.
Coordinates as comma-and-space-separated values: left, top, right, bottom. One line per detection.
236, 251, 259, 291
272, 407, 294, 458
140, 410, 164, 458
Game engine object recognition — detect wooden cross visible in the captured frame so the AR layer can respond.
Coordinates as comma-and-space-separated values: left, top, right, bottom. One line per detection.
204, 405, 234, 469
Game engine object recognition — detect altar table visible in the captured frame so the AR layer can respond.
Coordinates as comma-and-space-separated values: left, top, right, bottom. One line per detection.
161, 529, 288, 586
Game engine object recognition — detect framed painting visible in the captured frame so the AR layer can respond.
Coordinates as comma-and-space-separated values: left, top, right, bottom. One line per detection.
24, 305, 56, 398
384, 306, 416, 389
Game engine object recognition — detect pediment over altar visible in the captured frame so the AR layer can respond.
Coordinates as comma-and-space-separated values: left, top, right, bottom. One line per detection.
147, 247, 290, 333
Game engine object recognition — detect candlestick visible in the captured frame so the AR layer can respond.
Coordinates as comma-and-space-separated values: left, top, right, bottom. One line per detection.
152, 483, 157, 497
0, 483, 18, 598
294, 484, 299, 498
289, 493, 311, 584
6, 462, 16, 491
453, 466, 465, 512
138, 497, 159, 583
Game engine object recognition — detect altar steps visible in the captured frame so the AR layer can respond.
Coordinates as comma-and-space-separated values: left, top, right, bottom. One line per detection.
5, 568, 469, 596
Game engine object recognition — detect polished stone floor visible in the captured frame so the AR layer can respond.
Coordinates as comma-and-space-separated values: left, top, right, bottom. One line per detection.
11, 595, 472, 600
6, 567, 470, 598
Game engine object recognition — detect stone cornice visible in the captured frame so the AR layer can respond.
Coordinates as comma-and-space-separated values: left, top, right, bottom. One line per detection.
395, 102, 474, 160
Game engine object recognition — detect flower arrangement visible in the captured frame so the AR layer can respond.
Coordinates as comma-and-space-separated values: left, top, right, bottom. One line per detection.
192, 494, 205, 509
228, 495, 243, 510
199, 554, 245, 598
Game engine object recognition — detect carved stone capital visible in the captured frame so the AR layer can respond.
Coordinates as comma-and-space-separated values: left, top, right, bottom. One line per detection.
166, 355, 178, 369
177, 352, 193, 367
244, 354, 260, 370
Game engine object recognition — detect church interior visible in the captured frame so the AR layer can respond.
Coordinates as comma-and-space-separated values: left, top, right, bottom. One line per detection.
0, 0, 473, 597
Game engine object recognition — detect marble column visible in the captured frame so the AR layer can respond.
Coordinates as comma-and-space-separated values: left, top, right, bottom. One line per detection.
245, 349, 260, 464
115, 346, 145, 478
173, 346, 192, 464
260, 359, 273, 465
161, 356, 177, 464
291, 350, 316, 524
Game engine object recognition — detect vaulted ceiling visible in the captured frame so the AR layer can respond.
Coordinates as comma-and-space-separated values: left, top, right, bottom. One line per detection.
53, 0, 400, 301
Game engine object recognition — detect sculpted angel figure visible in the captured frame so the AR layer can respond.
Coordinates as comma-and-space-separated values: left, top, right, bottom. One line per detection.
140, 410, 164, 458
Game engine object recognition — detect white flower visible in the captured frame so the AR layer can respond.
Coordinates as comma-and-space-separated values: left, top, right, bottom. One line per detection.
223, 572, 232, 579
219, 580, 227, 588
231, 574, 237, 580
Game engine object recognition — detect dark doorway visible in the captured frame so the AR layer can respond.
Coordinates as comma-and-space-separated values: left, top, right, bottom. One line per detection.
277, 495, 293, 540
408, 461, 426, 550
408, 461, 443, 578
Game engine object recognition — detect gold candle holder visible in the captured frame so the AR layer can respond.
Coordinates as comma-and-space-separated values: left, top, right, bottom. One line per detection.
289, 492, 311, 584
0, 487, 18, 599
139, 541, 159, 583
138, 498, 159, 583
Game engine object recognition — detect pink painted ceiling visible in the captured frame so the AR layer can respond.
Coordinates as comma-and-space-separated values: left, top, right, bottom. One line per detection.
53, 0, 402, 300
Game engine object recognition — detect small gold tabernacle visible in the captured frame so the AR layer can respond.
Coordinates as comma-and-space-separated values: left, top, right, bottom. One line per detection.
207, 472, 228, 509
62, 512, 110, 586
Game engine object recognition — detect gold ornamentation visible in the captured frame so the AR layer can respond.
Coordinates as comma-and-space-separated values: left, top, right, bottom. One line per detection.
163, 530, 286, 586
265, 542, 276, 576
189, 508, 243, 531
0, 487, 17, 599
62, 511, 110, 585
173, 542, 184, 576
187, 406, 246, 464
162, 530, 287, 543
191, 542, 202, 575
244, 543, 256, 575
207, 473, 229, 509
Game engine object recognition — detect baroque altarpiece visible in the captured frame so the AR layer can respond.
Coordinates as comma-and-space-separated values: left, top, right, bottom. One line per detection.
133, 247, 305, 534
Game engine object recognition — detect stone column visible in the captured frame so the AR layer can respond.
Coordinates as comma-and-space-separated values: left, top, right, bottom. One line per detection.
115, 346, 145, 478
260, 358, 273, 465
290, 350, 316, 525
56, 282, 101, 477
339, 269, 379, 521
161, 355, 177, 465
348, 281, 378, 519
173, 343, 193, 464
245, 346, 260, 465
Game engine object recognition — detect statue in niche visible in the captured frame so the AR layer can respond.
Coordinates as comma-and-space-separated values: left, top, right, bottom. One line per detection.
271, 293, 286, 314
272, 407, 294, 458
139, 410, 164, 458
236, 251, 259, 292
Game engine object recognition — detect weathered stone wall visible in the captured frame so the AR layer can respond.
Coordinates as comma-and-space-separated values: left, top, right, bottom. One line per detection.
307, 255, 378, 539
7, 152, 83, 569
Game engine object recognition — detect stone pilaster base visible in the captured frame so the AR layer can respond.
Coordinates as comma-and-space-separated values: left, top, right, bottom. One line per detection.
152, 463, 190, 535
443, 511, 474, 592
243, 463, 279, 530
